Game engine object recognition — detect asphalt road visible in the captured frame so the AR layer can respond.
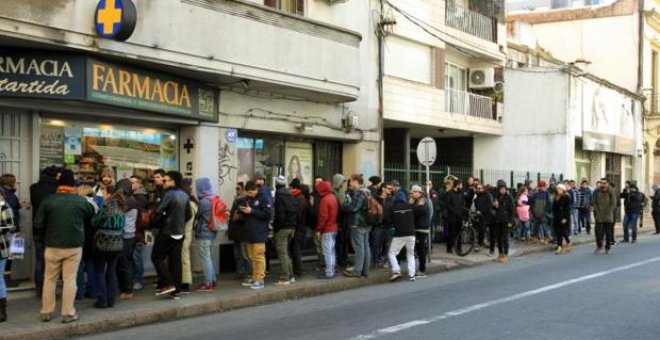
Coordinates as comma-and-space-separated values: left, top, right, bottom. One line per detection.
83, 234, 660, 340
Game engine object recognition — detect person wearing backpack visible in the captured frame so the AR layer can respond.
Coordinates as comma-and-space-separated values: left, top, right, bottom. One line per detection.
92, 185, 126, 309
530, 180, 552, 244
195, 178, 221, 292
342, 174, 371, 278
410, 185, 430, 278
273, 176, 299, 286
34, 169, 94, 323
621, 183, 645, 243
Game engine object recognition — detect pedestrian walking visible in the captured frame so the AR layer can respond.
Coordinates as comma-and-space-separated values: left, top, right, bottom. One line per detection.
621, 183, 645, 243
552, 184, 572, 254
652, 184, 660, 234
342, 174, 371, 278
239, 180, 273, 290
593, 178, 617, 255
273, 176, 299, 286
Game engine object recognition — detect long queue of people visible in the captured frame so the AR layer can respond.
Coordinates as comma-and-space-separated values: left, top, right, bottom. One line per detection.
1, 167, 659, 324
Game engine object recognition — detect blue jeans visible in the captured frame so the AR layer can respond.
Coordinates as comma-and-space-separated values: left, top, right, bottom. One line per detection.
623, 213, 640, 242
370, 227, 388, 265
133, 242, 145, 284
196, 239, 216, 284
578, 208, 591, 234
0, 258, 6, 299
350, 226, 371, 276
533, 217, 548, 239
322, 232, 337, 277
518, 220, 531, 240
95, 253, 119, 307
233, 241, 251, 278
571, 209, 579, 234
76, 257, 97, 299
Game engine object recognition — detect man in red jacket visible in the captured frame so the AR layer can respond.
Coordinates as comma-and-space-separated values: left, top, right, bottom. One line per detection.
315, 181, 338, 279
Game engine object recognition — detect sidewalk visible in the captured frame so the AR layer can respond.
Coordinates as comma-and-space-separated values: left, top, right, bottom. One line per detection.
2, 220, 655, 340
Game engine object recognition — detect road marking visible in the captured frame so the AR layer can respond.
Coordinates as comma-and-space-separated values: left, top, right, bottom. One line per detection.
350, 256, 660, 340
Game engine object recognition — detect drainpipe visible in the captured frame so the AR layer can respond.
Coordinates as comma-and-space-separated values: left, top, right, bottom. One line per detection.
378, 0, 385, 178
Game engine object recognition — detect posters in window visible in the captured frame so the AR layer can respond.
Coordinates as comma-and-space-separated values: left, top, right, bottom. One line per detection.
285, 142, 313, 186
64, 127, 82, 156
39, 125, 65, 169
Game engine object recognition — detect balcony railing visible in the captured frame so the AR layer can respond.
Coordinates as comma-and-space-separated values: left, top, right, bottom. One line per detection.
445, 1, 495, 42
445, 88, 494, 119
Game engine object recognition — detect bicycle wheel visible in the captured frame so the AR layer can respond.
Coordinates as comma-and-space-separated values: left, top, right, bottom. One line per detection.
455, 225, 476, 257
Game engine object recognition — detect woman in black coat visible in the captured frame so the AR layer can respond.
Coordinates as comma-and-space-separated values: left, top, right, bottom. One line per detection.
552, 184, 572, 254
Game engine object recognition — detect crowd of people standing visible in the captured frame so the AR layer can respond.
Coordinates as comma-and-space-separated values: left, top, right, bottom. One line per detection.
0, 166, 658, 324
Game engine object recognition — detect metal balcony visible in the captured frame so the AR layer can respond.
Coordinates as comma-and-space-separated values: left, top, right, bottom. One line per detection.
445, 1, 495, 42
445, 88, 494, 119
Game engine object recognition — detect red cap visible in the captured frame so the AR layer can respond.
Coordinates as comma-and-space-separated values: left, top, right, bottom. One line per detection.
538, 180, 547, 188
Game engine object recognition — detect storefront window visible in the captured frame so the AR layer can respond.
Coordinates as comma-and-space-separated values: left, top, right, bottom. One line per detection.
236, 135, 284, 187
39, 118, 178, 185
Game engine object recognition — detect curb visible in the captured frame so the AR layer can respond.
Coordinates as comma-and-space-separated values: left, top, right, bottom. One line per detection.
5, 225, 655, 339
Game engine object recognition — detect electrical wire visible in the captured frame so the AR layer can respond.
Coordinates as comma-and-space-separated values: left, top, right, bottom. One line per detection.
383, 0, 507, 68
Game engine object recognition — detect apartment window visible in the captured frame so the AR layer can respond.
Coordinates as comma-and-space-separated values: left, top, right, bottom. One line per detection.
264, 0, 304, 15
444, 62, 468, 91
653, 50, 659, 114
384, 36, 433, 84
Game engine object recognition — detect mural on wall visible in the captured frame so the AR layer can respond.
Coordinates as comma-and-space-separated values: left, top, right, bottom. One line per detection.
218, 140, 237, 186
582, 83, 635, 155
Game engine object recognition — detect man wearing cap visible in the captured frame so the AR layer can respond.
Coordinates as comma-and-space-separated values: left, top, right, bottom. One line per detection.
273, 176, 299, 285
530, 180, 552, 244
593, 178, 617, 254
34, 169, 94, 323
368, 176, 382, 197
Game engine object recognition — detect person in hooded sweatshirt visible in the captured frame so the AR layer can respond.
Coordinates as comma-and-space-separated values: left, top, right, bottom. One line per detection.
387, 189, 416, 282
446, 180, 465, 254
494, 182, 515, 263
273, 176, 299, 285
116, 179, 139, 300
332, 174, 349, 268
194, 178, 219, 291
315, 181, 338, 279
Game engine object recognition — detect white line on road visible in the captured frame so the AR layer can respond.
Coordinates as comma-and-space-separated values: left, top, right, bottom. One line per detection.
350, 256, 660, 340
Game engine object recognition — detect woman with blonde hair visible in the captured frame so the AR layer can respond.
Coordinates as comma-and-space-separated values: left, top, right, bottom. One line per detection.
552, 184, 572, 254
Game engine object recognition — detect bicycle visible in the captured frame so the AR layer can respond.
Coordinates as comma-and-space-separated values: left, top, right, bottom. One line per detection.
454, 212, 478, 257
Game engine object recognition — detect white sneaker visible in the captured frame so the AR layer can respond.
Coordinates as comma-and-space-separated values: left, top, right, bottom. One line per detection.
409, 276, 416, 282
133, 282, 143, 291
389, 273, 402, 282
250, 281, 265, 290
289, 277, 296, 284
241, 279, 255, 287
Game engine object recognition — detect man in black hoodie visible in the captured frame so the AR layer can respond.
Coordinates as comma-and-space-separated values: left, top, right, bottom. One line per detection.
494, 182, 515, 263
29, 166, 60, 298
446, 180, 465, 254
621, 183, 646, 243
387, 189, 416, 282
273, 176, 299, 285
474, 184, 495, 254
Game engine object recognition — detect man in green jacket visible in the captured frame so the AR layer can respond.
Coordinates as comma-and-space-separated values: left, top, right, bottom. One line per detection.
34, 169, 94, 323
592, 178, 617, 255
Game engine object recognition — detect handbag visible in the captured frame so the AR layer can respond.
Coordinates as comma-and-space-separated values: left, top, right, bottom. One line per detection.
9, 233, 25, 260
137, 209, 152, 229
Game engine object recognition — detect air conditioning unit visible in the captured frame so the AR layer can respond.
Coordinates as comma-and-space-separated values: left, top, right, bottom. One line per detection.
469, 68, 495, 89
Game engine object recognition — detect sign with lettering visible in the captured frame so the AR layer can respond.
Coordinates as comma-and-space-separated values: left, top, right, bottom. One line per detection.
95, 0, 137, 41
0, 50, 85, 99
86, 58, 218, 121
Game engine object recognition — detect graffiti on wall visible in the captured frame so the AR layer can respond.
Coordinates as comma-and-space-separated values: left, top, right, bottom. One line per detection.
218, 140, 237, 186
